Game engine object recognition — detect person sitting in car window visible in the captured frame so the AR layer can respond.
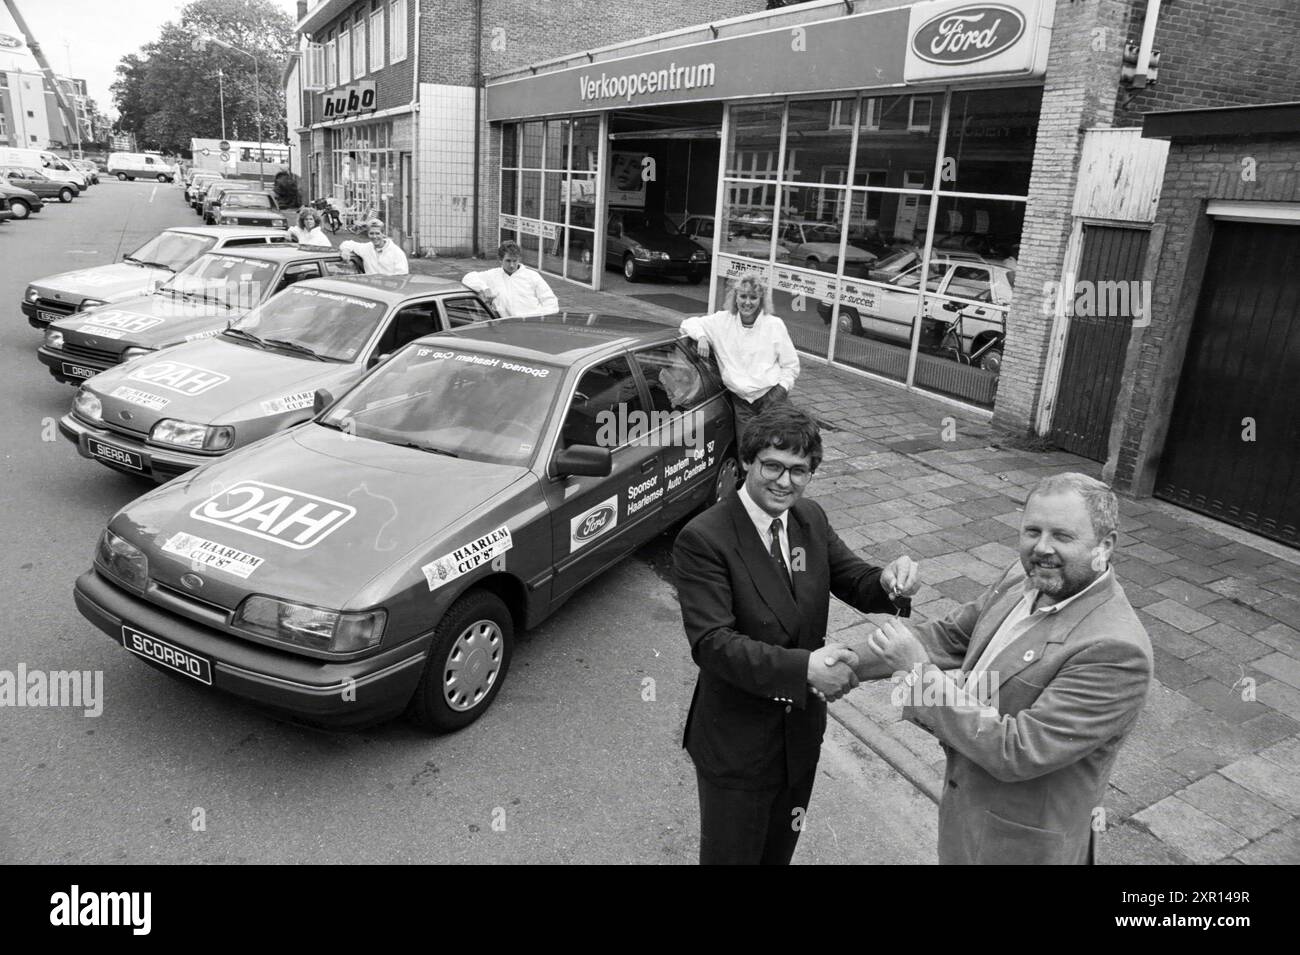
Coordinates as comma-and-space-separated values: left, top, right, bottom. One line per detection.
340, 218, 409, 275
289, 208, 331, 247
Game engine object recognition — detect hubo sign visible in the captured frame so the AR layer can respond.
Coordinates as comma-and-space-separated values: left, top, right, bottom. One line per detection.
904, 0, 1050, 82
323, 81, 377, 119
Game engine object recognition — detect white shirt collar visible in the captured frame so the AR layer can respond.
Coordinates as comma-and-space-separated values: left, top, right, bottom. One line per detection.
1023, 567, 1113, 614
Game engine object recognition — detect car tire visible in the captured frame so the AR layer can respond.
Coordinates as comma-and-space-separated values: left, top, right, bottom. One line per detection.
685, 268, 704, 285
407, 589, 514, 732
116, 172, 128, 181
8, 199, 30, 219
156, 174, 168, 183
805, 256, 820, 271
838, 307, 864, 338
710, 450, 740, 506
59, 187, 74, 203
976, 347, 1002, 375
623, 255, 641, 282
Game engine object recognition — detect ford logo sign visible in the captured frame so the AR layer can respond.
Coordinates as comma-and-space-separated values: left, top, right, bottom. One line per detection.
911, 4, 1025, 65
575, 506, 615, 542
0, 33, 23, 50
180, 573, 204, 591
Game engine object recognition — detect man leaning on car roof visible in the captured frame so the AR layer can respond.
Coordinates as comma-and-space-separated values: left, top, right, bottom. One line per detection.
461, 240, 559, 317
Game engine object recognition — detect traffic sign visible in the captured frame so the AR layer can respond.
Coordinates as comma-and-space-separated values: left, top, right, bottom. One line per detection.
218, 140, 230, 152
219, 151, 231, 162
201, 148, 211, 156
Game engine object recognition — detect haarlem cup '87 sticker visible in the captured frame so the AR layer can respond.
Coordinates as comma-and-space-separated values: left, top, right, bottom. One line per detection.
422, 525, 512, 592
161, 531, 264, 579
260, 391, 316, 416
110, 385, 170, 411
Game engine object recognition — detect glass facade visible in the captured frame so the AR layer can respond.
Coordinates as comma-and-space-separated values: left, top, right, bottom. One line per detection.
499, 115, 600, 284
717, 88, 1039, 409
329, 120, 397, 228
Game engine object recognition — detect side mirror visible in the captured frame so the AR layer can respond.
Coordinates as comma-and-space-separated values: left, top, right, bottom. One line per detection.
554, 444, 612, 478
367, 352, 391, 369
312, 388, 334, 414
941, 300, 963, 313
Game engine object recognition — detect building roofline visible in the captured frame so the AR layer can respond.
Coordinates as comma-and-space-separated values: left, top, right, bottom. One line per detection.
1142, 102, 1300, 140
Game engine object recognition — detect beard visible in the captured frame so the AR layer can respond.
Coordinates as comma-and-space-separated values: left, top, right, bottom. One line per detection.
1026, 558, 1097, 601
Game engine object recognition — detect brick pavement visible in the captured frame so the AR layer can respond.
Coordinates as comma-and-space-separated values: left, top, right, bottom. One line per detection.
408, 252, 1300, 864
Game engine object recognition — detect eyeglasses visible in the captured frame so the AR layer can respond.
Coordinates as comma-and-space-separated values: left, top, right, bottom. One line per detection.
757, 459, 812, 486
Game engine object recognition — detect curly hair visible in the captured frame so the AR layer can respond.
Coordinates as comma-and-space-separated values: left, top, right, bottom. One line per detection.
739, 404, 823, 470
722, 274, 774, 316
296, 207, 320, 230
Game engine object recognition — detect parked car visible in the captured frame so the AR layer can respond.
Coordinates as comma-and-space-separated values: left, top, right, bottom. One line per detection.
817, 257, 1015, 371
22, 226, 296, 328
70, 312, 735, 731
0, 194, 13, 224
778, 220, 876, 272
0, 181, 44, 218
606, 210, 710, 283
192, 178, 234, 213
215, 191, 289, 229
58, 274, 496, 483
0, 147, 88, 190
107, 152, 178, 182
186, 172, 221, 205
38, 246, 360, 384
203, 181, 257, 223
680, 214, 773, 260
70, 159, 100, 185
0, 165, 79, 203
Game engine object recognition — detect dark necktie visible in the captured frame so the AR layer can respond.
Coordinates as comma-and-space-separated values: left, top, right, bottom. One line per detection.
769, 518, 794, 594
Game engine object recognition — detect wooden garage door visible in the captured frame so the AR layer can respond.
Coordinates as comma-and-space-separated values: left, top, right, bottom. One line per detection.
1155, 221, 1300, 546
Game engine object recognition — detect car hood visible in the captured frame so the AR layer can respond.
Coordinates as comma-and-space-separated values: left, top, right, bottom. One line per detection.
85, 336, 363, 433
622, 229, 703, 257
112, 424, 531, 610
0, 185, 40, 201
57, 294, 243, 353
33, 262, 167, 305
798, 241, 874, 261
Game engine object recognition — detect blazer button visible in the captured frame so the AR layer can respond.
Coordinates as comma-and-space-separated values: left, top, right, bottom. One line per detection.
785, 705, 792, 714
948, 779, 958, 789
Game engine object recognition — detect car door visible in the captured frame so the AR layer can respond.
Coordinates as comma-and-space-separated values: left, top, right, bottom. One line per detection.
545, 354, 662, 600
868, 260, 946, 342
628, 339, 731, 523
606, 214, 626, 267
440, 294, 496, 327
367, 299, 444, 368
941, 265, 1002, 347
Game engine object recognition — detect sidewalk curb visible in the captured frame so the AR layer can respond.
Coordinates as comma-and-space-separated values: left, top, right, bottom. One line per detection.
828, 700, 944, 805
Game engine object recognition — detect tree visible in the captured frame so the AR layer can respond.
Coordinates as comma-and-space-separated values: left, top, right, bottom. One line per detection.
110, 0, 294, 153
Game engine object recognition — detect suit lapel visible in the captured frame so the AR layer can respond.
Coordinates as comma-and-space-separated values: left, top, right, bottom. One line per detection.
726, 494, 801, 638
962, 584, 1024, 671
787, 506, 819, 620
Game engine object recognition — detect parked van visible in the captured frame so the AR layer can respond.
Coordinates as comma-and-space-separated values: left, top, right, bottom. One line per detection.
106, 152, 178, 182
0, 148, 87, 190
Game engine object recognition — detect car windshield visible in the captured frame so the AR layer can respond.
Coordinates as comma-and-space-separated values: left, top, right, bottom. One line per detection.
224, 193, 274, 210
320, 344, 562, 466
124, 231, 218, 271
621, 213, 679, 235
226, 285, 387, 362
800, 224, 841, 243
13, 167, 48, 180
158, 254, 279, 309
875, 249, 917, 270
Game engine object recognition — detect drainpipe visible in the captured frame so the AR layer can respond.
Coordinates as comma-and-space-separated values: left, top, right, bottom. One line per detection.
409, 0, 421, 253
472, 0, 483, 257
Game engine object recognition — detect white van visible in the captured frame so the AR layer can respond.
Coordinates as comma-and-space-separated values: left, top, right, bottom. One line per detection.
106, 152, 178, 182
0, 148, 87, 190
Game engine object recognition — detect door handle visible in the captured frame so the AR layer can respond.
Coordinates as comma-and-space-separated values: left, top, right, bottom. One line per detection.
639, 458, 657, 473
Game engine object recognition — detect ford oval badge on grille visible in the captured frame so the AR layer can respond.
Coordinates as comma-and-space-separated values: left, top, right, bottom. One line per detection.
180, 573, 204, 590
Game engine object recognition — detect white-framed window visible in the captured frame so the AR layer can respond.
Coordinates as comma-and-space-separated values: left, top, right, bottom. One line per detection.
303, 42, 326, 90
339, 26, 351, 83
908, 97, 933, 132
352, 17, 365, 80
389, 0, 408, 63
370, 7, 384, 72
325, 36, 337, 88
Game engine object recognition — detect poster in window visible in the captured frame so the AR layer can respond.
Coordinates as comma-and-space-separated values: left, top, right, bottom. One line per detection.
608, 151, 647, 208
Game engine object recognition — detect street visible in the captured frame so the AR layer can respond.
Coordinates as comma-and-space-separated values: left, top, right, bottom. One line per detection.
0, 180, 936, 864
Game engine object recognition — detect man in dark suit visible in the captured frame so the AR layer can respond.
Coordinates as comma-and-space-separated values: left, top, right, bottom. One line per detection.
672, 405, 919, 865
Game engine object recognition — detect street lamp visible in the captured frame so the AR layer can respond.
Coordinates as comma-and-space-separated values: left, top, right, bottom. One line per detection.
197, 34, 264, 188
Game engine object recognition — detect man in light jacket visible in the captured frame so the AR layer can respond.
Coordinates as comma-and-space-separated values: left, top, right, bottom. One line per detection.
462, 240, 559, 317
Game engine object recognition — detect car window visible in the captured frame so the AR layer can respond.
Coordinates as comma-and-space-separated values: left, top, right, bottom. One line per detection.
126, 231, 218, 271
373, 303, 441, 358
157, 254, 279, 308
229, 285, 387, 362
783, 225, 802, 243
274, 263, 323, 292
631, 341, 706, 413
894, 262, 946, 292
694, 219, 714, 239
322, 258, 362, 275
561, 356, 644, 449
225, 193, 275, 209
946, 266, 993, 301
443, 296, 494, 327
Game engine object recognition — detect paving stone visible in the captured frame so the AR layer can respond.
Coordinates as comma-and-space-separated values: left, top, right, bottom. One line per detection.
1214, 542, 1277, 565
935, 526, 993, 550
1184, 648, 1260, 689
1232, 820, 1300, 864
1177, 772, 1291, 840
1124, 542, 1180, 565
1114, 559, 1174, 587
1161, 744, 1229, 781
1159, 559, 1229, 585
1144, 599, 1216, 632
1254, 652, 1300, 690
1198, 599, 1276, 634
970, 541, 1017, 568
1257, 623, 1300, 656
1152, 647, 1209, 689
1122, 584, 1165, 609
1181, 678, 1270, 725
1101, 783, 1147, 823
1164, 541, 1232, 567
889, 515, 942, 536
1208, 576, 1280, 605
1140, 617, 1209, 659
1259, 594, 1300, 625
1261, 575, 1300, 601
1236, 710, 1300, 751
1177, 527, 1235, 549
1153, 578, 1222, 609
893, 532, 955, 558
1109, 754, 1191, 805
934, 575, 988, 604
1191, 623, 1274, 662
1258, 736, 1300, 770
1254, 679, 1300, 723
1131, 796, 1248, 863
1103, 820, 1194, 865
1219, 754, 1300, 813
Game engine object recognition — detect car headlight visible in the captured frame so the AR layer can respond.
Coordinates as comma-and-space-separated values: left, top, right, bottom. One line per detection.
45, 329, 64, 350
150, 419, 236, 451
220, 215, 235, 224
691, 250, 708, 261
121, 346, 154, 361
233, 596, 387, 653
74, 387, 102, 422
96, 528, 148, 591
79, 298, 108, 310
25, 286, 39, 303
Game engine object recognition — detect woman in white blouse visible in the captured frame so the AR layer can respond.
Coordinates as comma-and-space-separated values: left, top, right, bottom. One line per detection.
288, 208, 331, 247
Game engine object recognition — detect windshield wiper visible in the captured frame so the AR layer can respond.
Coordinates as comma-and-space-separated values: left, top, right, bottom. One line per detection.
262, 338, 329, 361
222, 327, 267, 348
394, 440, 459, 457
128, 259, 176, 272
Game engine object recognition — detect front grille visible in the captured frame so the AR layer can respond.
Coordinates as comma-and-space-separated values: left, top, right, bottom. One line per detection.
63, 341, 121, 364
98, 417, 150, 441
35, 297, 76, 317
152, 580, 233, 619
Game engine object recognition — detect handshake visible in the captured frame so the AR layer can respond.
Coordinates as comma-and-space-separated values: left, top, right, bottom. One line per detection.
806, 617, 932, 703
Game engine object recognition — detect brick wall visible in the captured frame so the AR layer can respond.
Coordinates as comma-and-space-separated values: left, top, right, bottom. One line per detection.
1109, 134, 1300, 494
1114, 0, 1300, 125
308, 0, 416, 121
991, 0, 1132, 434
